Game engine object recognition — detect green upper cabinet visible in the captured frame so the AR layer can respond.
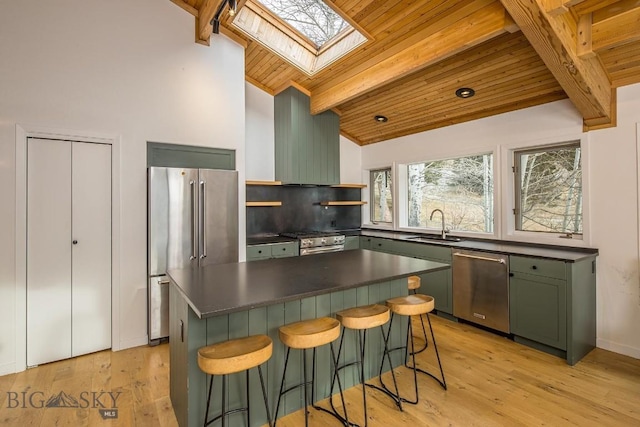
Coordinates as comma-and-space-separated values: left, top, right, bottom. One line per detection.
275, 87, 340, 185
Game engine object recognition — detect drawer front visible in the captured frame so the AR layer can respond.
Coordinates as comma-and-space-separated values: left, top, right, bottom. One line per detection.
271, 242, 299, 258
368, 237, 395, 253
246, 245, 271, 260
510, 255, 566, 280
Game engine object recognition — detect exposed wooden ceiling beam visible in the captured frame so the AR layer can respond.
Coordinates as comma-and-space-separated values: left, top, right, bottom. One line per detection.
500, 0, 613, 127
592, 3, 640, 52
196, 0, 225, 45
545, 0, 587, 16
310, 1, 512, 115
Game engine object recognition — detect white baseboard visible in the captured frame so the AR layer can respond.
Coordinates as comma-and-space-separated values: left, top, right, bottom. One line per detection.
0, 361, 17, 377
597, 338, 640, 360
117, 335, 149, 351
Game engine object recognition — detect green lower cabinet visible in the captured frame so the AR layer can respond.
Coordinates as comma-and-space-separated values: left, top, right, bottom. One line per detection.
509, 272, 567, 350
383, 240, 453, 314
509, 255, 596, 365
247, 242, 299, 261
344, 236, 360, 250
419, 268, 453, 314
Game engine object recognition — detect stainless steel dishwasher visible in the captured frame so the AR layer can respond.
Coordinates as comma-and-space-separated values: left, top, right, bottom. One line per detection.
452, 249, 510, 333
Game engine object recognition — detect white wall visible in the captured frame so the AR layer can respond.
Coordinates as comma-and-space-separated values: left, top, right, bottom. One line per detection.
246, 83, 275, 180
361, 88, 640, 359
0, 0, 246, 374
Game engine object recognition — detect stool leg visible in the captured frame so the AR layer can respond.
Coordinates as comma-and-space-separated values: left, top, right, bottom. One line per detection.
303, 349, 309, 427
274, 347, 291, 427
426, 312, 447, 390
365, 315, 403, 411
358, 329, 369, 427
330, 341, 350, 425
257, 365, 273, 427
403, 316, 420, 405
222, 375, 227, 427
404, 312, 447, 391
409, 290, 429, 355
204, 374, 214, 427
246, 370, 250, 427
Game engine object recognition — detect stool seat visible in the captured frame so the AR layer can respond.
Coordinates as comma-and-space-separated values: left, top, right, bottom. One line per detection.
279, 317, 340, 349
198, 335, 273, 376
386, 294, 434, 316
336, 304, 390, 330
407, 275, 421, 290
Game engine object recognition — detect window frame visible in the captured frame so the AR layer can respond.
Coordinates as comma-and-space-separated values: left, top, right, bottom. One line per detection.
501, 134, 591, 247
369, 167, 394, 226
513, 142, 582, 235
399, 151, 496, 236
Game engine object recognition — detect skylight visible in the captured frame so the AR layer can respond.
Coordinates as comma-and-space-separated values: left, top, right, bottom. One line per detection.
257, 0, 351, 48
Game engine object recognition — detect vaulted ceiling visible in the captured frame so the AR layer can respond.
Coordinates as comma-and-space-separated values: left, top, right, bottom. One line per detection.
171, 0, 640, 145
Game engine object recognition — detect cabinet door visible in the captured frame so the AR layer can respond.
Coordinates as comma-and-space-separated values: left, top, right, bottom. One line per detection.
420, 269, 453, 314
247, 244, 272, 260
27, 138, 73, 366
510, 272, 567, 350
271, 242, 299, 258
344, 236, 360, 250
71, 142, 112, 356
360, 236, 372, 250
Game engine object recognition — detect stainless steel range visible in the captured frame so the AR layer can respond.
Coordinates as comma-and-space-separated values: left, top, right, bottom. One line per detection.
280, 231, 345, 255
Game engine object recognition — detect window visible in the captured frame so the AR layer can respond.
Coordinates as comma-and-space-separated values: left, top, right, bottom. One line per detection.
514, 143, 582, 235
371, 168, 393, 223
258, 0, 351, 47
407, 154, 494, 233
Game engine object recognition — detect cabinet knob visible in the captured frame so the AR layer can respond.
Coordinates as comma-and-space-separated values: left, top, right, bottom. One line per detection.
258, 250, 262, 253
531, 265, 537, 270
509, 272, 514, 277
72, 240, 78, 245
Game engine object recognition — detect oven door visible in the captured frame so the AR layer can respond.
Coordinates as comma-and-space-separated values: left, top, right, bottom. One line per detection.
300, 245, 344, 256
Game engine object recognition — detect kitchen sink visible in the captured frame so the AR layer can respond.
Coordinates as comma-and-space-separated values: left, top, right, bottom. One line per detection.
406, 235, 463, 244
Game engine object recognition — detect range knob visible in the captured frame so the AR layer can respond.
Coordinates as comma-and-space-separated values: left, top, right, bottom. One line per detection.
321, 238, 327, 245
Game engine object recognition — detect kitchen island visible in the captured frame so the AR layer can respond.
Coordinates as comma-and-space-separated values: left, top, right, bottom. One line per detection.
168, 249, 450, 427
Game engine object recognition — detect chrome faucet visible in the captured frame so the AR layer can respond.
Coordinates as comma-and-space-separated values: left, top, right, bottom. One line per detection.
429, 209, 447, 239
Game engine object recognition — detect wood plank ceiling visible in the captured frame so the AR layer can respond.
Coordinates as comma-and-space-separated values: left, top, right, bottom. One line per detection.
171, 0, 640, 146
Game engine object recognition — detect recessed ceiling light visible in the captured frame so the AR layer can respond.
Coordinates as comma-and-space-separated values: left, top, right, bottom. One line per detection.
455, 87, 475, 98
374, 115, 388, 123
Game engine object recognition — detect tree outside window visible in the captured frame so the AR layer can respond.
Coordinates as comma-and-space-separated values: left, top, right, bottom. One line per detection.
514, 143, 582, 234
407, 154, 493, 232
371, 168, 392, 223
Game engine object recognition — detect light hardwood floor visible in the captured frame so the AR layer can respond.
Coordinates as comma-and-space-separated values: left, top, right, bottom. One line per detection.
1, 315, 639, 426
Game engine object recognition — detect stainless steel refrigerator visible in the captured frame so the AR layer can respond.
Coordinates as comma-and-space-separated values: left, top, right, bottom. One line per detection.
147, 167, 238, 343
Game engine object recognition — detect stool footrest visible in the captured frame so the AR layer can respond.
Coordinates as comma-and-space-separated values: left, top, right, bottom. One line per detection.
205, 407, 248, 427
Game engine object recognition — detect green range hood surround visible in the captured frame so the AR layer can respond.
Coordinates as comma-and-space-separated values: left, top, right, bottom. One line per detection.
274, 87, 340, 185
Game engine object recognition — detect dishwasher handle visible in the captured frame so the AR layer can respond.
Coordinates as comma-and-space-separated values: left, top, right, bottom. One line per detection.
453, 252, 506, 264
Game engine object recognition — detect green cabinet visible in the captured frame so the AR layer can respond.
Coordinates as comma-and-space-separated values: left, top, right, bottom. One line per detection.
361, 237, 453, 315
247, 242, 299, 261
394, 241, 453, 314
274, 87, 340, 185
344, 236, 360, 250
509, 255, 596, 365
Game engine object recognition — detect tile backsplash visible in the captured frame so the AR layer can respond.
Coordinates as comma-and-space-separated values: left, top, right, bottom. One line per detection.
246, 185, 362, 236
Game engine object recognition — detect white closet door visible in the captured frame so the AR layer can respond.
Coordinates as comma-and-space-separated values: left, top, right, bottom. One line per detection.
27, 138, 72, 366
71, 142, 112, 356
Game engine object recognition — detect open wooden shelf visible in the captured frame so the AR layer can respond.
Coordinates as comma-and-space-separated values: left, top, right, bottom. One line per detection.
320, 201, 367, 206
246, 180, 282, 186
330, 183, 367, 188
246, 201, 282, 207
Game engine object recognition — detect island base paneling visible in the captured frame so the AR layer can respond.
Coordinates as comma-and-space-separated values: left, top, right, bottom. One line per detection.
170, 279, 408, 427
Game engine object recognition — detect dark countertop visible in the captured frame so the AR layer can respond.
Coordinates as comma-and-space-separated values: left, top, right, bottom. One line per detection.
358, 229, 597, 261
168, 249, 450, 319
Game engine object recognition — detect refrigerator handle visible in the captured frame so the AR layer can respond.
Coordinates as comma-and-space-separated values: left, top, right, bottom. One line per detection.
200, 180, 207, 259
190, 180, 197, 260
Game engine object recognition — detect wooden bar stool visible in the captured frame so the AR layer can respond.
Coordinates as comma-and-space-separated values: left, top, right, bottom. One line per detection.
333, 304, 398, 426
377, 294, 447, 407
275, 317, 347, 427
407, 276, 429, 354
197, 335, 273, 427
